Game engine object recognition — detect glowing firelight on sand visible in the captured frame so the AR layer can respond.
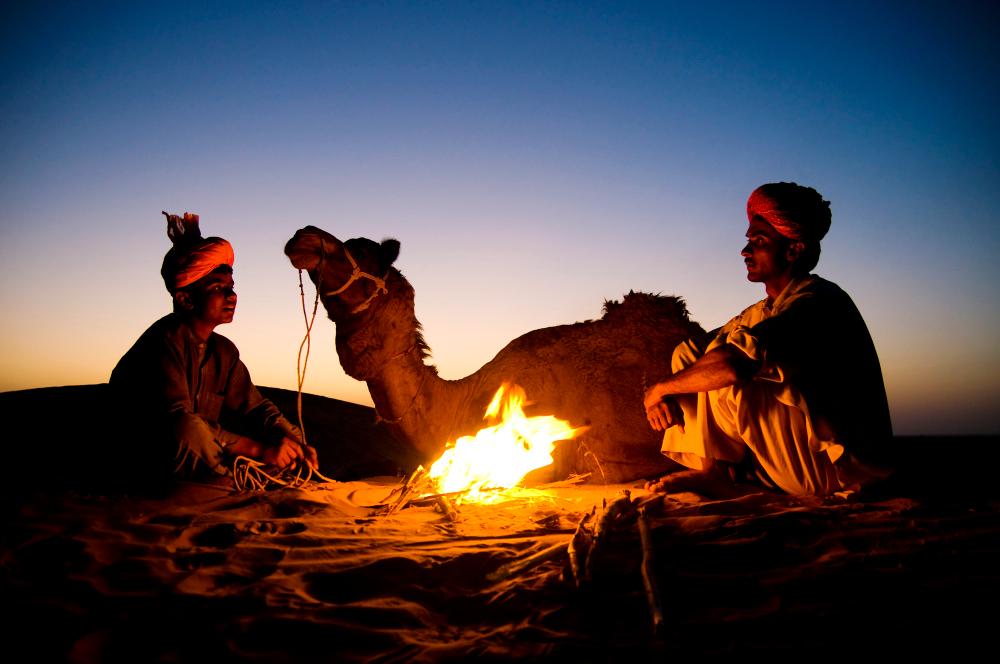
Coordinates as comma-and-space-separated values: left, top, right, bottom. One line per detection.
424, 383, 585, 504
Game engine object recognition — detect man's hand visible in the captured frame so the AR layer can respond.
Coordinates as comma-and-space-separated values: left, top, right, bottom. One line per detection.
262, 437, 319, 471
646, 396, 685, 433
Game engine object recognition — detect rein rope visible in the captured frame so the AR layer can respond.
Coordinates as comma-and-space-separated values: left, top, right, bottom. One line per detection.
230, 239, 409, 491
231, 247, 338, 491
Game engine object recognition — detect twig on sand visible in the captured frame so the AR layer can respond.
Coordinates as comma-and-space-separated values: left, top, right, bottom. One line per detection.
568, 506, 595, 589
486, 540, 571, 583
536, 473, 592, 489
638, 507, 664, 637
585, 489, 632, 584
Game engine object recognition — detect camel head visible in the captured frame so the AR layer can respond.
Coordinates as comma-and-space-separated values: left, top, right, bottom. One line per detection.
284, 226, 401, 322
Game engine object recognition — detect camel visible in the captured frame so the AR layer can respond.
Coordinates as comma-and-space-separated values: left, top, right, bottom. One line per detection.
284, 226, 706, 484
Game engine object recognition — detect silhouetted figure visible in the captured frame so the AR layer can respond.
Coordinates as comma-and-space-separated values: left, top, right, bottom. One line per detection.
643, 183, 892, 497
110, 212, 317, 483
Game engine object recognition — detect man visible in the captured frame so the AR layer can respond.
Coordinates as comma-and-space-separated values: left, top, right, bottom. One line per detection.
110, 212, 318, 481
642, 183, 892, 497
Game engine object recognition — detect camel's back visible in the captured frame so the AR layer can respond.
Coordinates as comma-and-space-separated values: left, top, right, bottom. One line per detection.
467, 292, 705, 482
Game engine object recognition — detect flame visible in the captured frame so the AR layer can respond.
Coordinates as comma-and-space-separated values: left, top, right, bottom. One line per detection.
423, 383, 584, 504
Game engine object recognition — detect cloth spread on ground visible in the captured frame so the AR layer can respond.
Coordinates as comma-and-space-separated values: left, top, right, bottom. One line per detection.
661, 274, 893, 495
109, 313, 299, 477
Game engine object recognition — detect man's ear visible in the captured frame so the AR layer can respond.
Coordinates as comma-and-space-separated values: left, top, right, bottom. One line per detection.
379, 238, 400, 272
174, 291, 195, 312
786, 241, 805, 263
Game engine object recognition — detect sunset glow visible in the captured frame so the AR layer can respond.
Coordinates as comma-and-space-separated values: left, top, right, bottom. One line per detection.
0, 2, 997, 434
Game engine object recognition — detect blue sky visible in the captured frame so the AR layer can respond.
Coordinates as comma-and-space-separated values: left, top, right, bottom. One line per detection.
2, 1, 998, 433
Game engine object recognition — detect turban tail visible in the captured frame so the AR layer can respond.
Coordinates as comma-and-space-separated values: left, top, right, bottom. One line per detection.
160, 212, 235, 293
747, 183, 831, 242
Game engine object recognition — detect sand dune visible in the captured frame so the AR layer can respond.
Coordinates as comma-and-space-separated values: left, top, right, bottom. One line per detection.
1, 385, 997, 661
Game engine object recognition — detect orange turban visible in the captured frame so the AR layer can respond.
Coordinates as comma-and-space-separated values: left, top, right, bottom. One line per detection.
160, 212, 235, 294
747, 183, 831, 242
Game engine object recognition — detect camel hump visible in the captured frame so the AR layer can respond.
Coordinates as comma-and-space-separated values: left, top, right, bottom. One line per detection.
601, 291, 699, 328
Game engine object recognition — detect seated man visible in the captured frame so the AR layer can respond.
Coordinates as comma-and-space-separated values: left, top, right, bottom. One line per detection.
643, 183, 892, 497
110, 212, 318, 481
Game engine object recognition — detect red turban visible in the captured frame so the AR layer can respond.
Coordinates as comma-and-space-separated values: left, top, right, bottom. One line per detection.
747, 183, 831, 242
160, 212, 235, 294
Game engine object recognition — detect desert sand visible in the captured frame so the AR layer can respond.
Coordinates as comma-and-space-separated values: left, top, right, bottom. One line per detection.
2, 385, 998, 661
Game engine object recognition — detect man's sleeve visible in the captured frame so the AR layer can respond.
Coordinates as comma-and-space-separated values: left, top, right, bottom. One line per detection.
160, 337, 229, 475
220, 358, 302, 445
726, 293, 836, 383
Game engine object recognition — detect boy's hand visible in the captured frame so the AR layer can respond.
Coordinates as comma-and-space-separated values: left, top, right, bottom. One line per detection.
262, 437, 318, 470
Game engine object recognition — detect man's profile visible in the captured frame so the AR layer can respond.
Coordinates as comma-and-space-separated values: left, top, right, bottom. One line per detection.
110, 212, 318, 482
643, 183, 892, 497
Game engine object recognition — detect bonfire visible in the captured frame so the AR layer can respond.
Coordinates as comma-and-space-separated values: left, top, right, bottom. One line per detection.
421, 383, 586, 504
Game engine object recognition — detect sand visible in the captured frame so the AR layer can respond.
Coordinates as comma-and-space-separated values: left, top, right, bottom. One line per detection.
2, 386, 998, 661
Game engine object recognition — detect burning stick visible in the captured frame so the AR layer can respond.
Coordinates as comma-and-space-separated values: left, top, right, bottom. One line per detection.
638, 507, 664, 637
585, 489, 632, 584
486, 540, 570, 583
568, 506, 595, 589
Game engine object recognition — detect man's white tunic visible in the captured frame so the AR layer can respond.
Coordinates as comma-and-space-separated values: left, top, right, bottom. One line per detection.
662, 274, 893, 495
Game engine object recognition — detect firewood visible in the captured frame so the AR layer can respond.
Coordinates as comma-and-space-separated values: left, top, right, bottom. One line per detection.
568, 506, 595, 588
638, 507, 664, 637
486, 541, 570, 583
435, 495, 460, 522
378, 465, 428, 516
613, 493, 665, 528
585, 489, 632, 584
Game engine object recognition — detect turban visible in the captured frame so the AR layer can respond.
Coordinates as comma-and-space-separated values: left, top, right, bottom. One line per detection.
747, 182, 831, 242
160, 212, 235, 294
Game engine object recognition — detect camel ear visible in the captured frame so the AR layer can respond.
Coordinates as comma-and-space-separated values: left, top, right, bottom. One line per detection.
379, 238, 400, 271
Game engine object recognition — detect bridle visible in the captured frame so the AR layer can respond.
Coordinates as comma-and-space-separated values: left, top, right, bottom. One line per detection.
316, 240, 390, 315
303, 233, 420, 426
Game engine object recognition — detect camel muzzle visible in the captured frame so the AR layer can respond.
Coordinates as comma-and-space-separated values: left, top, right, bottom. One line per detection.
284, 228, 324, 271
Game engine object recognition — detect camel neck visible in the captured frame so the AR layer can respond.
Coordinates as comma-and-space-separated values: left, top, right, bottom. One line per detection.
366, 356, 481, 460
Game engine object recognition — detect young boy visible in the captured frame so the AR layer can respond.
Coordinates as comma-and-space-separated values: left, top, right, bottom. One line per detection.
110, 212, 318, 480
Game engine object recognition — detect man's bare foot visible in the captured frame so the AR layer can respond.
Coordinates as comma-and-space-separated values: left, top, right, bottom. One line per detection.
643, 460, 744, 499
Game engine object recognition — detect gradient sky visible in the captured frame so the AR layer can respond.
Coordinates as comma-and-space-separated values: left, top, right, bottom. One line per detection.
2, 1, 998, 434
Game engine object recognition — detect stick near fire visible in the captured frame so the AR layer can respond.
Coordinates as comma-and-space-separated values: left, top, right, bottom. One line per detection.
486, 540, 571, 584
568, 506, 595, 589
377, 465, 429, 516
637, 506, 664, 637
585, 489, 632, 584
435, 495, 460, 523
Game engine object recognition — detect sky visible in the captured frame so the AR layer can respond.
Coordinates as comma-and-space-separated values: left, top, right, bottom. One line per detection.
1, 0, 997, 435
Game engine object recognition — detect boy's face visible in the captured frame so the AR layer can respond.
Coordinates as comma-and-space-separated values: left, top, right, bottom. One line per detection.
177, 269, 237, 326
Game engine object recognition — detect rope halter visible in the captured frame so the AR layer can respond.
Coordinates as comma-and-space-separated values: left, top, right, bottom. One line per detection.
324, 244, 390, 315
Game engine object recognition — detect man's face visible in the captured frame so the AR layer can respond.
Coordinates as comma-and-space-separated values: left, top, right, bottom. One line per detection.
741, 215, 790, 284
181, 270, 237, 326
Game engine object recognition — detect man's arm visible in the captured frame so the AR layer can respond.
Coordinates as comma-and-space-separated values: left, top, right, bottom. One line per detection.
643, 344, 761, 432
